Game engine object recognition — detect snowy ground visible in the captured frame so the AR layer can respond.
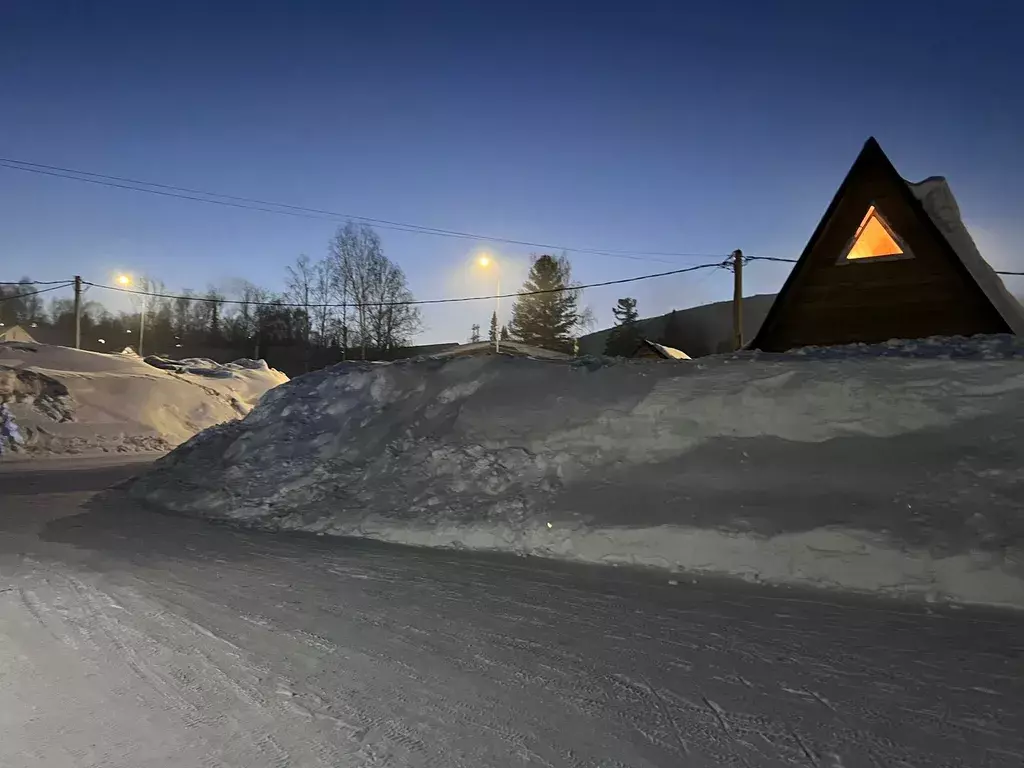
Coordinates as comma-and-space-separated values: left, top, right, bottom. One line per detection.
0, 342, 286, 456
1, 459, 1023, 767
130, 340, 1024, 609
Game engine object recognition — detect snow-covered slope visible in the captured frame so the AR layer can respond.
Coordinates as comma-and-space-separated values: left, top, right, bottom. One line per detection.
129, 339, 1024, 608
0, 342, 287, 455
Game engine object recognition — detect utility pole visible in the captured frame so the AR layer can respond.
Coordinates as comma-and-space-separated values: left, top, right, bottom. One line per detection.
138, 305, 146, 357
731, 249, 743, 350
303, 282, 311, 372
73, 275, 82, 349
494, 271, 501, 354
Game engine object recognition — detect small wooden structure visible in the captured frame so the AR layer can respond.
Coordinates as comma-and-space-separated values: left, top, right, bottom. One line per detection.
631, 339, 691, 360
0, 325, 38, 344
750, 138, 1024, 351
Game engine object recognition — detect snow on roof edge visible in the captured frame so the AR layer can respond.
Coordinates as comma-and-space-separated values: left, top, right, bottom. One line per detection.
908, 176, 1024, 336
642, 339, 691, 359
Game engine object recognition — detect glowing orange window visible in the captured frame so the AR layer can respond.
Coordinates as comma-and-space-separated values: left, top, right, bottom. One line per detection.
845, 206, 907, 260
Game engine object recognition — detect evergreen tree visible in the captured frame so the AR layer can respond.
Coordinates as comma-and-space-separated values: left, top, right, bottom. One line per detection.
470, 323, 481, 343
604, 297, 642, 356
508, 254, 587, 353
488, 311, 498, 342
612, 297, 639, 325
500, 324, 510, 341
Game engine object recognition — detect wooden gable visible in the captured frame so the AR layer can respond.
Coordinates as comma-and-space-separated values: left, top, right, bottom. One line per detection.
751, 138, 1018, 352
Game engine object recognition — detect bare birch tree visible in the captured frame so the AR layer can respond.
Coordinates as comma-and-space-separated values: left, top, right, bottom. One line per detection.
328, 222, 420, 358
310, 257, 333, 347
285, 254, 315, 368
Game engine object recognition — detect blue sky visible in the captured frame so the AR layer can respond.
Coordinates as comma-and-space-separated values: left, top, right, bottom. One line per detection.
2, 0, 1022, 342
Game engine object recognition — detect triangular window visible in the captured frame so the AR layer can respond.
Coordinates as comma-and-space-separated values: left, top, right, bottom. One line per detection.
840, 205, 912, 262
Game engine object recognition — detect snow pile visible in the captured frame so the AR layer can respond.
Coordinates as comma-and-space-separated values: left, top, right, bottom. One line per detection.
784, 333, 1024, 360
129, 340, 1024, 609
0, 342, 287, 455
142, 355, 275, 380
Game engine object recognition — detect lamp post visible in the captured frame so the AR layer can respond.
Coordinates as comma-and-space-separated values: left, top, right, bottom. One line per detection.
117, 274, 146, 356
477, 254, 500, 353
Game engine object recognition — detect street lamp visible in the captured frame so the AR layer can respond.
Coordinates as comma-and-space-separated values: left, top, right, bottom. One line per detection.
477, 254, 501, 352
117, 274, 147, 356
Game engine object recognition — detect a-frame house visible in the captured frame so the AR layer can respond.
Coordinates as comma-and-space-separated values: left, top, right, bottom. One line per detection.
750, 138, 1024, 352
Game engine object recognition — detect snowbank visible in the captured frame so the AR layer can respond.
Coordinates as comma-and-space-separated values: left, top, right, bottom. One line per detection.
0, 342, 287, 456
128, 340, 1024, 609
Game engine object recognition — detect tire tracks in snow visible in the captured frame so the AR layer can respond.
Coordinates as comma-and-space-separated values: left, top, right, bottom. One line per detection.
6, 464, 1024, 767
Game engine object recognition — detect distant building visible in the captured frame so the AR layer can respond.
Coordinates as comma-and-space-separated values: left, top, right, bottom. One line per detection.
429, 341, 572, 360
578, 295, 775, 358
750, 137, 1024, 352
368, 343, 461, 361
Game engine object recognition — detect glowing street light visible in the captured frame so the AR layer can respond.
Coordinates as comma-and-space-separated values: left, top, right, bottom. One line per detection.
476, 253, 501, 353
116, 273, 148, 355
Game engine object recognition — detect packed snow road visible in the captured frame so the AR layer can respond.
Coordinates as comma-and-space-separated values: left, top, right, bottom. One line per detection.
1, 460, 1022, 767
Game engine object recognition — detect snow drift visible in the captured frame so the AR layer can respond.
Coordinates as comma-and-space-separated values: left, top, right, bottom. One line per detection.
0, 342, 287, 455
128, 340, 1024, 609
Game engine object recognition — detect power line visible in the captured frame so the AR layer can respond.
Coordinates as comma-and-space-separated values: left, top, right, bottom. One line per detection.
747, 255, 798, 264
0, 158, 727, 265
0, 279, 75, 286
3, 255, 1016, 313
82, 261, 727, 309
746, 254, 1024, 276
0, 282, 73, 303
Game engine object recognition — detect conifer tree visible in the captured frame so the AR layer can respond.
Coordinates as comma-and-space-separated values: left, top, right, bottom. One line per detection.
508, 254, 588, 353
604, 297, 642, 356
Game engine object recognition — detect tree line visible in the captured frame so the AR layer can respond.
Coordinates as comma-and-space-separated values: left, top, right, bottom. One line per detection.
0, 222, 423, 362
3, 223, 672, 364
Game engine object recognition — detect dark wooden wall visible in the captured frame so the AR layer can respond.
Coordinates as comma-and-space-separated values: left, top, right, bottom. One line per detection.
754, 152, 1009, 352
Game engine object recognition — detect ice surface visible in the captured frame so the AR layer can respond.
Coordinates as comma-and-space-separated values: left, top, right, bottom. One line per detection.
129, 338, 1024, 608
0, 342, 287, 456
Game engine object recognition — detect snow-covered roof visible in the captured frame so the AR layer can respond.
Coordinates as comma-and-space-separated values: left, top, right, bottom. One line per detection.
431, 341, 573, 360
909, 176, 1024, 336
641, 339, 691, 359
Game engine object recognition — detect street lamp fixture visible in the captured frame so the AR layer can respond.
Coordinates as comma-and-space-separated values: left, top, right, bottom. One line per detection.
476, 253, 501, 353
117, 273, 148, 355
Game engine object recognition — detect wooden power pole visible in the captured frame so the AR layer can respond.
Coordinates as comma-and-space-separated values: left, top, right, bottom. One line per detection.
73, 275, 83, 349
731, 250, 743, 350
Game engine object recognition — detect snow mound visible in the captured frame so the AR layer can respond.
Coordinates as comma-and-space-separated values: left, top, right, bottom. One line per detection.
224, 358, 272, 371
129, 341, 1024, 609
784, 333, 1024, 360
0, 342, 287, 456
